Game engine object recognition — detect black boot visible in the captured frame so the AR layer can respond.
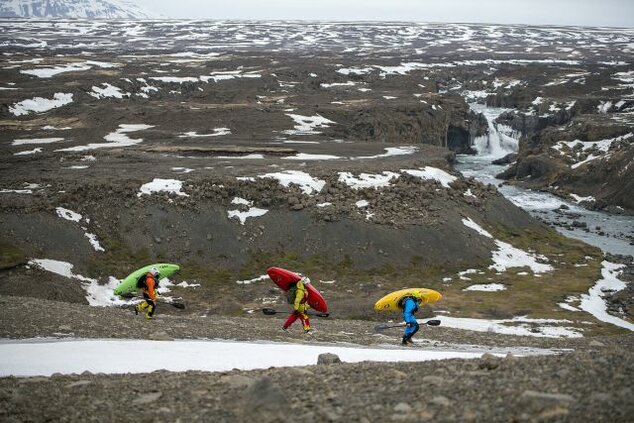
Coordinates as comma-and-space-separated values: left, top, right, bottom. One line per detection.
402, 336, 409, 345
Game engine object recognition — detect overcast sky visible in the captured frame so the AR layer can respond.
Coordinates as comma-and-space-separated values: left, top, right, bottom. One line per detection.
133, 0, 634, 27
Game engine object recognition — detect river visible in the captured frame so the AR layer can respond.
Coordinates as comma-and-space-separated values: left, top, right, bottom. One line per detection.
455, 104, 634, 256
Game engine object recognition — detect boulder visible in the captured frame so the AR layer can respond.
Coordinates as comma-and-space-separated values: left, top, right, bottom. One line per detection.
317, 353, 342, 365
498, 154, 565, 181
519, 390, 575, 412
219, 374, 255, 389
492, 153, 518, 165
241, 376, 286, 420
429, 395, 451, 407
393, 402, 412, 413
478, 353, 500, 370
133, 391, 162, 405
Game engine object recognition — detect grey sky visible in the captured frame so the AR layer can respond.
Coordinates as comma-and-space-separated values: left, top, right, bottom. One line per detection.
133, 0, 634, 27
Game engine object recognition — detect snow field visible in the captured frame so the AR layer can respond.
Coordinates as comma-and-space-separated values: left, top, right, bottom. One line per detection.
0, 338, 507, 377
9, 93, 73, 116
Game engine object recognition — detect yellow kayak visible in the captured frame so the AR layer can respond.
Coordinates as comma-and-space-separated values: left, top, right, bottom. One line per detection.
374, 288, 442, 312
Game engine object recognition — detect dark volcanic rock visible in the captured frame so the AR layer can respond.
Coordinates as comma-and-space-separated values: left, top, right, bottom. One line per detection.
497, 154, 567, 182
492, 153, 518, 165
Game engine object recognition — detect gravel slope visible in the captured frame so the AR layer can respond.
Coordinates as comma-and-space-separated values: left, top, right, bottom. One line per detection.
1, 295, 633, 422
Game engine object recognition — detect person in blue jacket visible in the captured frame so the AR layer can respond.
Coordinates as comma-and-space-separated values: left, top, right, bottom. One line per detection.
401, 296, 422, 345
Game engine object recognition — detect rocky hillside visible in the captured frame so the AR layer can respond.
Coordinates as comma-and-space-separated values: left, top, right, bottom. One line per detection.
1, 21, 633, 423
2, 20, 631, 329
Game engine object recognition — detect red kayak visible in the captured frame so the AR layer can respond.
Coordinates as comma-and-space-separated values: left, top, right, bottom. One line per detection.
266, 266, 328, 313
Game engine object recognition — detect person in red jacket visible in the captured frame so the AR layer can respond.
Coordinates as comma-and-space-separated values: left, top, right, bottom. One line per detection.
135, 267, 159, 320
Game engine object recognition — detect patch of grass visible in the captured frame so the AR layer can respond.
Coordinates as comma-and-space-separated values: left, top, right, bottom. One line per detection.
492, 224, 602, 261
179, 260, 234, 289
0, 242, 27, 270
429, 226, 626, 335
79, 227, 625, 336
86, 236, 152, 277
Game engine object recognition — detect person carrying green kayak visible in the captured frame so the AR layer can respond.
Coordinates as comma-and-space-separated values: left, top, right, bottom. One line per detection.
135, 267, 159, 320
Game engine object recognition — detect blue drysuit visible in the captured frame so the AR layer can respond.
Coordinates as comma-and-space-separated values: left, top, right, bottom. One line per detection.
402, 297, 420, 341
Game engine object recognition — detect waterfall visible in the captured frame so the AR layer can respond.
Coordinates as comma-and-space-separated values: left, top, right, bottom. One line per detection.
469, 103, 519, 158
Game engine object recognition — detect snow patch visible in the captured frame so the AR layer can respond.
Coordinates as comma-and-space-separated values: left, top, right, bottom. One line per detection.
462, 218, 553, 273
28, 259, 129, 307
9, 93, 73, 116
236, 274, 270, 285
57, 124, 153, 152
463, 283, 507, 292
150, 76, 199, 84
403, 167, 457, 188
336, 67, 374, 76
338, 171, 399, 190
321, 81, 358, 88
283, 153, 342, 161
56, 207, 82, 222
12, 137, 64, 146
283, 114, 335, 135
578, 261, 634, 331
200, 70, 261, 83
178, 128, 231, 138
20, 63, 91, 78
89, 83, 129, 99
597, 101, 612, 113
355, 146, 418, 159
431, 316, 582, 338
462, 217, 493, 238
176, 281, 201, 288
55, 208, 104, 252
227, 197, 268, 225
491, 242, 553, 273
0, 338, 507, 377
244, 170, 325, 195
138, 179, 188, 197
14, 148, 42, 156
171, 167, 195, 174
84, 233, 104, 252
558, 303, 579, 312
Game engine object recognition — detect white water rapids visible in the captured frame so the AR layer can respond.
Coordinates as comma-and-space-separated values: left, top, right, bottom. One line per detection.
456, 103, 634, 256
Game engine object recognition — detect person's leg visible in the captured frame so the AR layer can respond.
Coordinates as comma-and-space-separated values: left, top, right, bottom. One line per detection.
135, 301, 148, 315
403, 315, 418, 343
146, 299, 155, 319
283, 312, 298, 329
298, 313, 311, 332
407, 322, 420, 342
